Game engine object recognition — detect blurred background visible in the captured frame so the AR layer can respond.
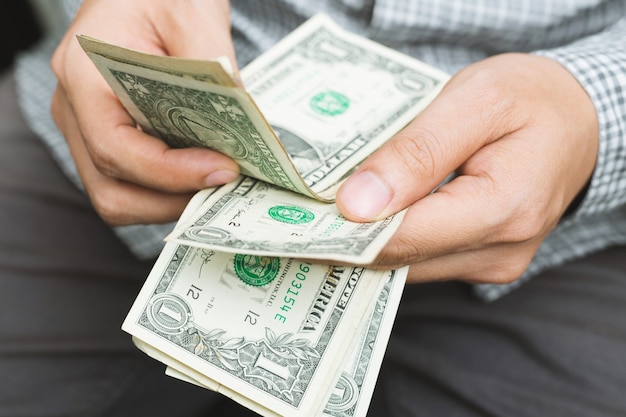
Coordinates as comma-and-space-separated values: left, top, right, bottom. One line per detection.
1, 0, 64, 72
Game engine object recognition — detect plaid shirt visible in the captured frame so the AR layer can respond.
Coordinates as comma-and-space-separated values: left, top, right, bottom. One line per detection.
15, 0, 626, 300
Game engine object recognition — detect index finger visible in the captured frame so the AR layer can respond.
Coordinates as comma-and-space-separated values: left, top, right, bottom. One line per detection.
65, 52, 240, 193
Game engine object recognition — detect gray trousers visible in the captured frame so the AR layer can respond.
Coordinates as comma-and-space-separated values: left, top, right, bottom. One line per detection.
1, 70, 625, 417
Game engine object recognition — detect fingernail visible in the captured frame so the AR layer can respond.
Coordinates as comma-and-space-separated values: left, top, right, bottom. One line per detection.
203, 169, 238, 187
339, 171, 393, 220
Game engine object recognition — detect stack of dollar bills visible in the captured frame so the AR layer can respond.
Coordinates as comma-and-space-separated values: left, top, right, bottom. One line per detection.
80, 14, 449, 417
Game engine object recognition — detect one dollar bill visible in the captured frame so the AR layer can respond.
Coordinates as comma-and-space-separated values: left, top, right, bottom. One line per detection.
165, 176, 406, 264
122, 175, 407, 417
81, 13, 445, 416
78, 13, 448, 201
78, 13, 448, 262
162, 268, 407, 417
121, 239, 390, 417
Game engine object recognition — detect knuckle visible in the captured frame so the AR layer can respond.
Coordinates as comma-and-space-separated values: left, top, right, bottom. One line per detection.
457, 66, 527, 134
481, 182, 549, 246
89, 188, 130, 226
498, 203, 548, 245
483, 262, 528, 285
50, 40, 71, 82
50, 49, 62, 79
50, 90, 62, 125
372, 235, 422, 270
87, 139, 119, 178
474, 239, 538, 285
390, 126, 442, 180
465, 252, 531, 285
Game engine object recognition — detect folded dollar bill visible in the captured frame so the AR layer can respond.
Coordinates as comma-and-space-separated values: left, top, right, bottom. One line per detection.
79, 13, 448, 263
81, 13, 448, 417
122, 180, 408, 416
164, 176, 407, 264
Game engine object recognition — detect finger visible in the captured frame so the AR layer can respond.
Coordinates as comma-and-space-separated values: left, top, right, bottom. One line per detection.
370, 128, 562, 270
53, 86, 195, 225
50, 2, 242, 195
151, 1, 239, 72
373, 173, 504, 267
82, 110, 241, 192
335, 59, 525, 222
53, 63, 241, 193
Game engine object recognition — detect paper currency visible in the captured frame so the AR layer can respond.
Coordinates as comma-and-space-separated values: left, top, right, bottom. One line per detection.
78, 14, 448, 201
81, 13, 448, 417
121, 169, 406, 417
240, 15, 448, 198
162, 268, 407, 417
78, 14, 447, 262
165, 176, 406, 264
122, 239, 391, 416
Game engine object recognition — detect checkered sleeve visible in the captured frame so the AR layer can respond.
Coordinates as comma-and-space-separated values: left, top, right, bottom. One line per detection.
475, 16, 626, 301
17, 0, 626, 277
15, 0, 173, 260
537, 17, 626, 218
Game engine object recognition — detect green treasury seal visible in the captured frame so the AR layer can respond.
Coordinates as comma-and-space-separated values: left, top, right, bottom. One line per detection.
234, 254, 280, 287
268, 205, 315, 225
309, 91, 350, 116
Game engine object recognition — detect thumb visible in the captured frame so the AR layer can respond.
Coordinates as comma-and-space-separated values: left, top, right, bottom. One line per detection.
154, 1, 239, 75
335, 65, 514, 222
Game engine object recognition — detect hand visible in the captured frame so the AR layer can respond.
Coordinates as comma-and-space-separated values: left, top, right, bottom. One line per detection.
336, 53, 599, 284
50, 0, 240, 226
